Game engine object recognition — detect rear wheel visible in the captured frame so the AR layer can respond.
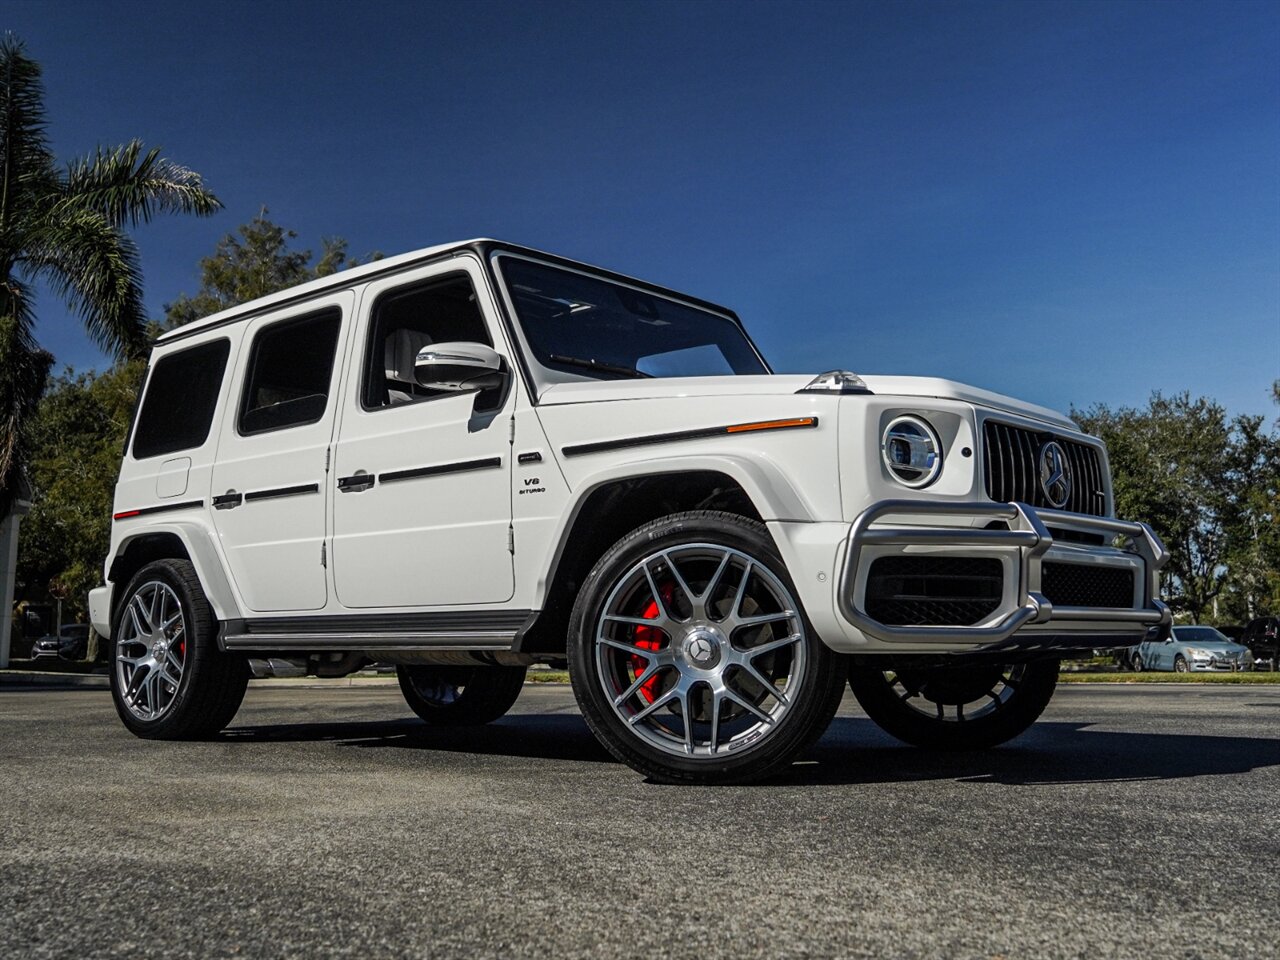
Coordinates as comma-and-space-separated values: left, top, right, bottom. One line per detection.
568, 511, 846, 784
397, 665, 527, 725
1132, 654, 1144, 673
849, 660, 1059, 750
110, 559, 248, 739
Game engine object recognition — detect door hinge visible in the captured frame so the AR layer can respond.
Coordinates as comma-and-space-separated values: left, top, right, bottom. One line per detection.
508, 416, 516, 444
507, 525, 515, 554
320, 541, 327, 568
325, 446, 331, 472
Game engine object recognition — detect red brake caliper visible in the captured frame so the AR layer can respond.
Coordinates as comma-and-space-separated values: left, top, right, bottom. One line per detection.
631, 585, 672, 704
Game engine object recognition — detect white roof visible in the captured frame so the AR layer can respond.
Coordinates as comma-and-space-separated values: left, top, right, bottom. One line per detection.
155, 238, 491, 343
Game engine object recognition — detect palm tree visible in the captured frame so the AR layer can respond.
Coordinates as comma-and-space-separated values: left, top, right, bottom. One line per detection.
1, 35, 221, 666
1, 34, 222, 515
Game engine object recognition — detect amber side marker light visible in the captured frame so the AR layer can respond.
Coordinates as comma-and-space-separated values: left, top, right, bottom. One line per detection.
726, 417, 817, 434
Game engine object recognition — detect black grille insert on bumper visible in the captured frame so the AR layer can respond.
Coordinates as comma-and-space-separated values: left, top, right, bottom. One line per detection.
1041, 562, 1134, 608
983, 421, 1107, 516
865, 556, 1004, 626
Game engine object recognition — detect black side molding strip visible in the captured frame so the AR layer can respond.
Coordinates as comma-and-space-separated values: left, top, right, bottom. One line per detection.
113, 499, 204, 521
244, 483, 320, 503
561, 416, 819, 458
379, 457, 502, 485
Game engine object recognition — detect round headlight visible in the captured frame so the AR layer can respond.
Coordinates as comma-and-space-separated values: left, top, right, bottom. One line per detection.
881, 415, 943, 487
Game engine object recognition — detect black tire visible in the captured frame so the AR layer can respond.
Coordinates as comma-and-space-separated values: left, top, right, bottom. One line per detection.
110, 559, 248, 739
1132, 654, 1144, 673
1174, 655, 1189, 673
849, 659, 1059, 750
397, 665, 527, 725
568, 510, 847, 785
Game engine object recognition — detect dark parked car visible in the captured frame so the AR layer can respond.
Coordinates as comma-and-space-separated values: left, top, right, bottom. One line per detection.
1241, 617, 1279, 671
30, 624, 91, 662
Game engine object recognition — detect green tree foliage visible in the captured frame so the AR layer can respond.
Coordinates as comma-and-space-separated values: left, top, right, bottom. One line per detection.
164, 208, 377, 328
1075, 388, 1280, 623
15, 362, 145, 612
0, 36, 221, 516
17, 213, 370, 614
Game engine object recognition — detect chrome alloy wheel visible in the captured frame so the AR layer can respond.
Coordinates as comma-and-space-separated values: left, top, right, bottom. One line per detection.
885, 663, 1027, 723
594, 544, 807, 758
406, 672, 464, 706
115, 580, 187, 721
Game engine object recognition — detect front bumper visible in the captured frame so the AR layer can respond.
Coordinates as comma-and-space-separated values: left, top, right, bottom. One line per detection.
837, 500, 1171, 650
1188, 659, 1251, 672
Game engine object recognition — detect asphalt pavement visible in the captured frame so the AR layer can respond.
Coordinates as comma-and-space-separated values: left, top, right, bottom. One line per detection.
2, 682, 1278, 959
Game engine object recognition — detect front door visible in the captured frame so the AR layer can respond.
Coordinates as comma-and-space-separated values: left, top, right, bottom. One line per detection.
209, 293, 352, 612
330, 258, 515, 608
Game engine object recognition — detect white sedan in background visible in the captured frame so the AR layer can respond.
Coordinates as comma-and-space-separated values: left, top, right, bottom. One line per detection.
1130, 625, 1253, 673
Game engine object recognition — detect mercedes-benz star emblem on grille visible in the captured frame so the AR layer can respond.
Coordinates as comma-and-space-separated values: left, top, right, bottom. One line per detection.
1038, 440, 1072, 508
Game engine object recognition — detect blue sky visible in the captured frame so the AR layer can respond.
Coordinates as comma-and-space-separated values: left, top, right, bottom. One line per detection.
11, 0, 1279, 418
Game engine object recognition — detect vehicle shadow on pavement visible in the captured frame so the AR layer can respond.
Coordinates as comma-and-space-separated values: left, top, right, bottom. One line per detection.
221, 714, 1280, 785
777, 718, 1280, 787
223, 714, 617, 764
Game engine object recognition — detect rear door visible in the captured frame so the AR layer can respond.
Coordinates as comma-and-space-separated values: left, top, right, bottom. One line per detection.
208, 294, 353, 612
330, 257, 515, 608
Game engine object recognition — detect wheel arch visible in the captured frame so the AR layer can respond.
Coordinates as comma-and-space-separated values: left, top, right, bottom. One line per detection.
517, 455, 813, 655
107, 522, 241, 625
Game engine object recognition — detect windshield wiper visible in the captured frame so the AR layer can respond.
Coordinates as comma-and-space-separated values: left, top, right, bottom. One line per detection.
548, 354, 652, 379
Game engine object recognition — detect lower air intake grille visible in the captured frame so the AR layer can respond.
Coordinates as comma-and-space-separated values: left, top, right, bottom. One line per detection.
865, 556, 1004, 626
1041, 562, 1134, 608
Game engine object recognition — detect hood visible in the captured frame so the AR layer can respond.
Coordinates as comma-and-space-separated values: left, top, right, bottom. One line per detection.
537, 373, 1076, 429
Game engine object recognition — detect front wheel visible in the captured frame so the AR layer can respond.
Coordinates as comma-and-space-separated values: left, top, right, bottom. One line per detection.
568, 511, 847, 785
1132, 654, 1144, 673
849, 660, 1059, 750
1174, 655, 1189, 673
397, 665, 527, 725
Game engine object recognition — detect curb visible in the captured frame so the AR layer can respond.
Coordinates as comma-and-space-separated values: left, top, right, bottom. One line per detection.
0, 671, 110, 689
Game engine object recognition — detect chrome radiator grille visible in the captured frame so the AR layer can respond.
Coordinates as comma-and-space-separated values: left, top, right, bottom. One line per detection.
982, 421, 1107, 516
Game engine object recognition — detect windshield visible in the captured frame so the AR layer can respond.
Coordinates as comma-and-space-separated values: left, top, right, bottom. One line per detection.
496, 257, 769, 382
1173, 626, 1230, 644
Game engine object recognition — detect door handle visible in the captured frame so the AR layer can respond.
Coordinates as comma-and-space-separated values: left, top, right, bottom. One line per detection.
212, 491, 243, 509
337, 473, 375, 492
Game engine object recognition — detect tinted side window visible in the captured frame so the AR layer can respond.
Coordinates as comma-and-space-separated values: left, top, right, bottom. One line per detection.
239, 309, 342, 435
361, 274, 491, 409
131, 339, 231, 459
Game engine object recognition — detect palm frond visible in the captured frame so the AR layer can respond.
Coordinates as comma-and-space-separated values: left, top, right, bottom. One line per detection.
23, 205, 148, 359
61, 139, 222, 227
0, 34, 56, 232
0, 275, 53, 511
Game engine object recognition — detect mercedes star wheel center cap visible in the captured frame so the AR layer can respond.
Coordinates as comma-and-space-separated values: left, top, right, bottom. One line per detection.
682, 627, 723, 669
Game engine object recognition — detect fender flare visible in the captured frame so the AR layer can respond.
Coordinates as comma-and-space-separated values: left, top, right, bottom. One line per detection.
534, 452, 816, 603
109, 520, 242, 624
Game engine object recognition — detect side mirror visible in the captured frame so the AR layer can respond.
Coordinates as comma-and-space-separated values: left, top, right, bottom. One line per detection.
414, 342, 506, 392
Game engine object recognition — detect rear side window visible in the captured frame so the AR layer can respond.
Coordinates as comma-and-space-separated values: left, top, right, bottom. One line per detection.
239, 309, 342, 434
131, 339, 231, 459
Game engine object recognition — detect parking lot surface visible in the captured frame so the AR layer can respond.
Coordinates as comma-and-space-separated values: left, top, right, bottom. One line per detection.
2, 682, 1278, 959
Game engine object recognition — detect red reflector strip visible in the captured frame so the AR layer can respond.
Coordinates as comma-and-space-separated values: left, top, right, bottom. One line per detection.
111, 499, 203, 521
725, 417, 816, 434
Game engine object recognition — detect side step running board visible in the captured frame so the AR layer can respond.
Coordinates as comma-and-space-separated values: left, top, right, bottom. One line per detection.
220, 610, 534, 653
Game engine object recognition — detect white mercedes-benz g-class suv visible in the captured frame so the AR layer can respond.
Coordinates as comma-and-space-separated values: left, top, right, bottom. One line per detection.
90, 240, 1170, 783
